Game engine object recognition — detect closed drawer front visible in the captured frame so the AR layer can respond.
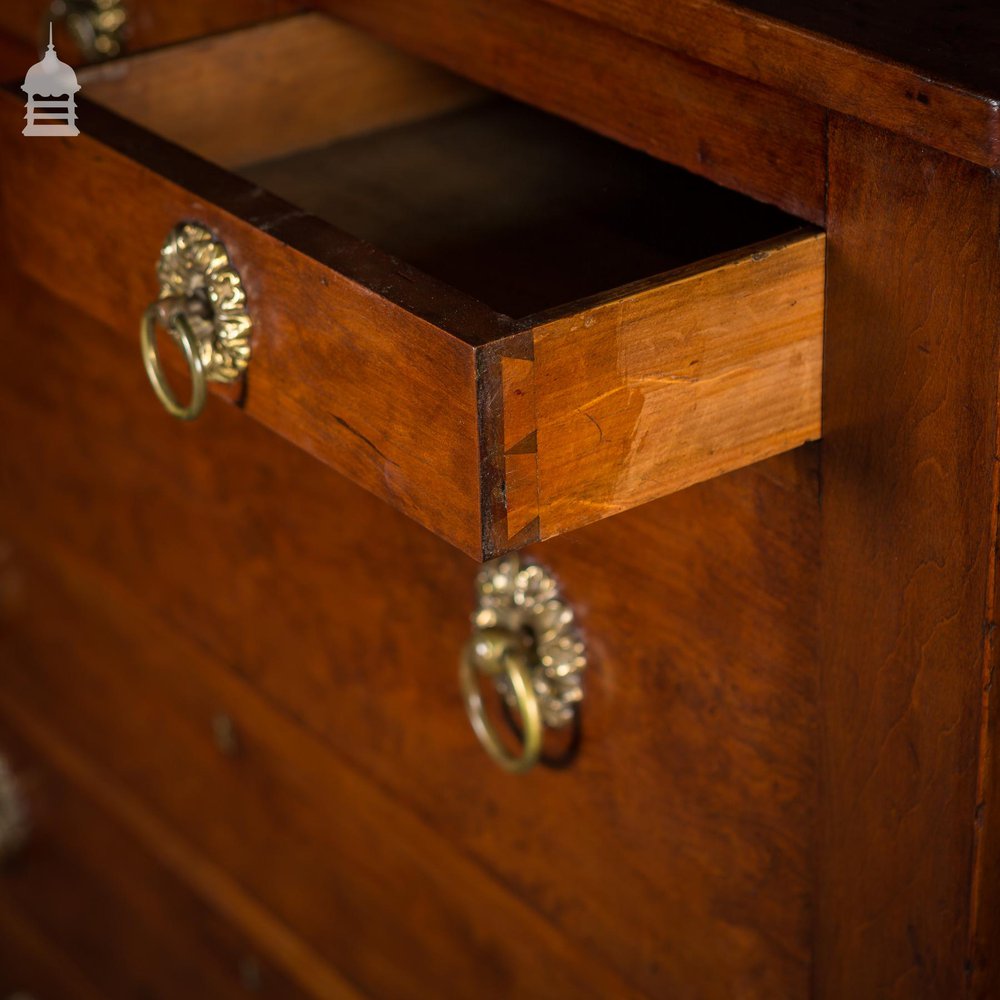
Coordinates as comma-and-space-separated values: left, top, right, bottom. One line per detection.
0, 280, 817, 999
0, 544, 643, 1000
0, 729, 319, 1000
0, 13, 824, 558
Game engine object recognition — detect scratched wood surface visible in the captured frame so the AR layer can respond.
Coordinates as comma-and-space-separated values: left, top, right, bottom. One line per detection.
540, 0, 1000, 168
818, 117, 1000, 997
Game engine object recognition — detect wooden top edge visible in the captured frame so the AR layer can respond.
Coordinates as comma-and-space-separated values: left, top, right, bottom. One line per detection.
538, 0, 1000, 168
518, 228, 825, 330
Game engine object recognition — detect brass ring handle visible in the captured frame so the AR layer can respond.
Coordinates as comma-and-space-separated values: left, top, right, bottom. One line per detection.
140, 222, 253, 421
140, 307, 207, 421
460, 628, 543, 774
460, 555, 587, 774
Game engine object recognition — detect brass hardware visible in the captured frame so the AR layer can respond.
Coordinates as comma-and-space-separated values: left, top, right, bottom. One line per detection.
460, 554, 587, 774
0, 756, 29, 863
461, 628, 543, 773
44, 0, 127, 63
141, 222, 252, 421
141, 307, 206, 420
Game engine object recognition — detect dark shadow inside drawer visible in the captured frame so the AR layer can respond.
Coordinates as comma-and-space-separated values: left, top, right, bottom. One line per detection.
238, 98, 798, 318
79, 13, 802, 320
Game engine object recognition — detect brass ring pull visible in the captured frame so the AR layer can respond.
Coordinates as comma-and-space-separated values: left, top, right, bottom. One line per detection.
460, 628, 543, 774
140, 307, 206, 421
140, 222, 253, 421
459, 555, 587, 774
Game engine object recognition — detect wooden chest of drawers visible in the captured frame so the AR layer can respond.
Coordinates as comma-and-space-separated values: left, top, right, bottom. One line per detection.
0, 2, 998, 998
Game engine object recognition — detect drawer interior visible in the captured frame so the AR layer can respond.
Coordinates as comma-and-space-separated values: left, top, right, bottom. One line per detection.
239, 99, 797, 318
81, 14, 804, 320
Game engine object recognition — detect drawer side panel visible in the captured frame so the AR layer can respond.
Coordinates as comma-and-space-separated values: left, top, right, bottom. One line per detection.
529, 231, 825, 540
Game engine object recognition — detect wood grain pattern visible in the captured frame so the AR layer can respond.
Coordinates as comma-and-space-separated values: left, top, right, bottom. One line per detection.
526, 231, 824, 540
966, 166, 1000, 1000
0, 723, 322, 1000
3, 4, 999, 995
818, 117, 1000, 997
0, 88, 489, 556
500, 353, 539, 541
10, 0, 998, 178
539, 0, 1000, 168
737, 0, 1000, 100
0, 541, 641, 1000
1, 17, 821, 556
0, 279, 819, 999
80, 15, 485, 169
320, 0, 827, 223
973, 445, 1000, 1000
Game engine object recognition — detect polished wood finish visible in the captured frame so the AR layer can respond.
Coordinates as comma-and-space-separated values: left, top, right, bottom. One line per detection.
0, 16, 823, 556
0, 279, 818, 998
0, 723, 320, 1000
0, 85, 488, 556
0, 541, 641, 999
528, 230, 823, 540
321, 0, 827, 223
737, 0, 1000, 99
974, 492, 1000, 998
80, 15, 485, 169
4, 1, 999, 995
533, 0, 999, 168
818, 118, 1000, 996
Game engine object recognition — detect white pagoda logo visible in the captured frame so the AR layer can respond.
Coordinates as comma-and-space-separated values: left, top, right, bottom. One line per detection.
22, 25, 80, 137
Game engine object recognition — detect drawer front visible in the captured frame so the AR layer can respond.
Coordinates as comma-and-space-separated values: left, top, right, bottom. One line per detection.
0, 282, 817, 998
0, 547, 641, 1000
0, 727, 320, 1000
0, 13, 824, 557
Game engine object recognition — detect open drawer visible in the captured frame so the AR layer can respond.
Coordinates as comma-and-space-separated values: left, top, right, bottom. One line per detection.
0, 13, 824, 558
